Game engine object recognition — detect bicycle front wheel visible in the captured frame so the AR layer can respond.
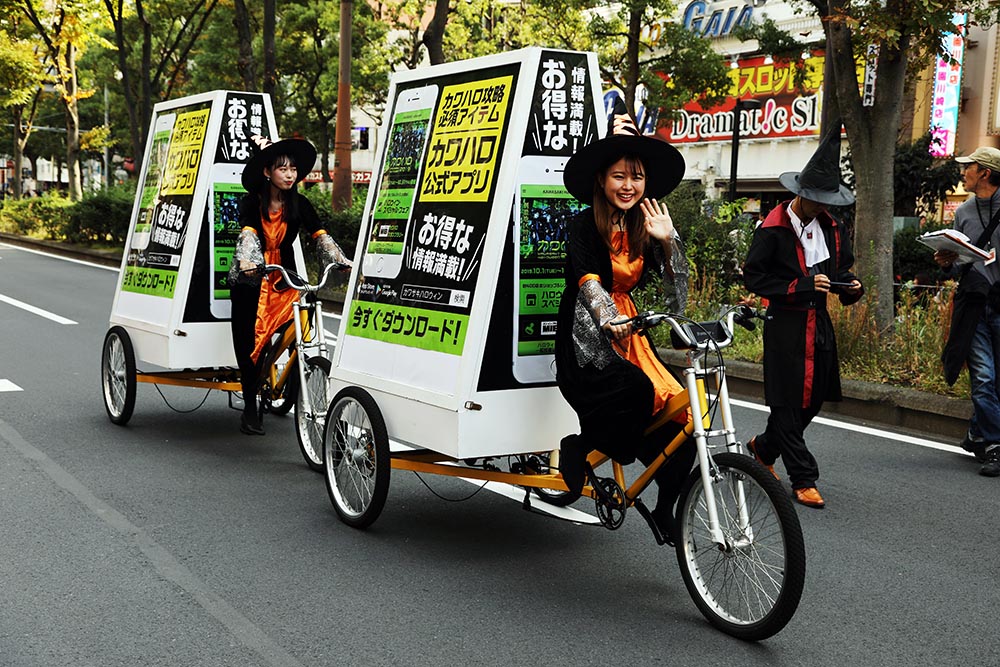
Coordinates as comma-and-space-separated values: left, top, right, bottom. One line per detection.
295, 356, 331, 472
675, 452, 805, 641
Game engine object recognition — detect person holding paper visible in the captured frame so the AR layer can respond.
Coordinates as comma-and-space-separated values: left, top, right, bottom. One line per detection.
741, 121, 864, 509
935, 146, 1000, 476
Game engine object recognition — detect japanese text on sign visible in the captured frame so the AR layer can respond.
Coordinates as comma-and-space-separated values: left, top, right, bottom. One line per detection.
538, 59, 588, 152
409, 212, 479, 283
421, 76, 513, 202
161, 108, 210, 195
346, 302, 469, 355
224, 96, 264, 161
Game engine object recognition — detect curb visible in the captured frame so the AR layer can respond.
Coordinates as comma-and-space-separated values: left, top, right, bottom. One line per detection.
2, 233, 971, 443
659, 350, 970, 442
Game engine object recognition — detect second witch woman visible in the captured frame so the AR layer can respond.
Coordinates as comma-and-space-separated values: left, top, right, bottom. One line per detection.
229, 135, 351, 435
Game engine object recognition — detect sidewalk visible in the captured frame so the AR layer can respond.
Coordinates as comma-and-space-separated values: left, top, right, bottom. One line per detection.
2, 231, 971, 443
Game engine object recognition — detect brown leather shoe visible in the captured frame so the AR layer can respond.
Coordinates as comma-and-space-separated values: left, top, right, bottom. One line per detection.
747, 436, 779, 480
793, 487, 825, 508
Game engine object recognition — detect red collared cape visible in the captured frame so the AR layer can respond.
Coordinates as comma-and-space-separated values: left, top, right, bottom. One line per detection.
742, 201, 863, 409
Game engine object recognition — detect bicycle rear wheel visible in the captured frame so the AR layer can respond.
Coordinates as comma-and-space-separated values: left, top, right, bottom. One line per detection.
101, 327, 136, 426
323, 387, 390, 528
675, 452, 805, 641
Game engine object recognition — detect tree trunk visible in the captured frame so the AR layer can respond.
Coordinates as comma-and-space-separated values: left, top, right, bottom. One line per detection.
12, 107, 24, 201
827, 9, 908, 336
332, 0, 353, 210
233, 0, 257, 90
623, 4, 643, 114
63, 43, 82, 201
422, 0, 450, 65
263, 0, 276, 97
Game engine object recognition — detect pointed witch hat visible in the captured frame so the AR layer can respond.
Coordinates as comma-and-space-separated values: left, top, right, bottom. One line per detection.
778, 120, 855, 206
563, 98, 685, 205
241, 135, 317, 192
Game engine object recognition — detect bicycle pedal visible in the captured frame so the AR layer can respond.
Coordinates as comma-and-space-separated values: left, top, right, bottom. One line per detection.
634, 499, 669, 547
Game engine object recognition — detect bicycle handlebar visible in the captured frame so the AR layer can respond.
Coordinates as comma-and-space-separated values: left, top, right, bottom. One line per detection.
237, 261, 350, 293
610, 305, 768, 352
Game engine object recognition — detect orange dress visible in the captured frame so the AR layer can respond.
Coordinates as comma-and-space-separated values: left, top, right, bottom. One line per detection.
250, 208, 299, 362
609, 230, 687, 422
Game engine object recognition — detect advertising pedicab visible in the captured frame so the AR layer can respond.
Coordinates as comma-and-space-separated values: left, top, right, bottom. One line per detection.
320, 48, 806, 640
100, 90, 338, 470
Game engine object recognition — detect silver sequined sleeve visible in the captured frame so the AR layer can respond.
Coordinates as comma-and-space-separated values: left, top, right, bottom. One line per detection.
661, 231, 689, 314
572, 278, 620, 369
228, 228, 264, 285
315, 233, 352, 268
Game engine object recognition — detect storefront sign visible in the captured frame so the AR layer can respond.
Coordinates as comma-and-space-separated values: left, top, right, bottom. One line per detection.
929, 13, 966, 157
661, 54, 825, 144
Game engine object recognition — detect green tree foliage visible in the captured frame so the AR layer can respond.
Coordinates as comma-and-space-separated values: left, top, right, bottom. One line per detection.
893, 133, 960, 218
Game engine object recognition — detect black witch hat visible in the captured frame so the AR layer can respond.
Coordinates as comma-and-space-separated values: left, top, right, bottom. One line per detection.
778, 120, 855, 206
241, 135, 317, 192
563, 99, 685, 205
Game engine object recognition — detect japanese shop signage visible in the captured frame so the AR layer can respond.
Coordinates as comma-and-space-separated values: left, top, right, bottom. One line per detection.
661, 54, 825, 144
121, 102, 211, 298
345, 64, 519, 358
929, 13, 966, 158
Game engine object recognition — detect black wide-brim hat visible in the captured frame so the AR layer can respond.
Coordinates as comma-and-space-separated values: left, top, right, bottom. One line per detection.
564, 133, 685, 205
241, 136, 317, 192
778, 119, 855, 207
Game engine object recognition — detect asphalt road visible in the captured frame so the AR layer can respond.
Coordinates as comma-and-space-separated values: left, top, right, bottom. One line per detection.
1, 242, 997, 667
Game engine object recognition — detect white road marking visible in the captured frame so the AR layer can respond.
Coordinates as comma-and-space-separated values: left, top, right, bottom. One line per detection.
0, 293, 77, 325
0, 380, 23, 392
729, 397, 969, 455
0, 242, 120, 271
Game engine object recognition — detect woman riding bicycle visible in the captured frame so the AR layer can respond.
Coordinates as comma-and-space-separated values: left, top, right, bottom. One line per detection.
555, 108, 694, 542
229, 135, 351, 436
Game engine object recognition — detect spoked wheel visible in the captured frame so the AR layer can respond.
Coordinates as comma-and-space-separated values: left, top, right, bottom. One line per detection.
101, 327, 136, 425
323, 387, 390, 528
527, 452, 580, 507
295, 356, 331, 472
675, 452, 805, 641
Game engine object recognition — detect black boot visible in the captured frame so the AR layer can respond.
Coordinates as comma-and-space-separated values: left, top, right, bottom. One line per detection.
559, 434, 587, 495
240, 395, 264, 436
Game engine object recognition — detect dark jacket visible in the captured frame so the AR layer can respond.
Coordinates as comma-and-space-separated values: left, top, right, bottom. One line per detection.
743, 201, 863, 408
942, 268, 989, 386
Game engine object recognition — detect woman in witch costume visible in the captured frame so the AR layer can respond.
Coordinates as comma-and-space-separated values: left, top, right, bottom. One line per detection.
230, 135, 351, 435
555, 111, 694, 542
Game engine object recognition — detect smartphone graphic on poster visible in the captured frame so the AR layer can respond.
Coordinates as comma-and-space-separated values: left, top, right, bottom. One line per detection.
512, 155, 580, 384
208, 162, 246, 319
134, 113, 176, 252
362, 83, 438, 279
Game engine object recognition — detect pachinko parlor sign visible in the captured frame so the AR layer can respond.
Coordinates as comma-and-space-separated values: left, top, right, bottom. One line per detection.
661, 54, 825, 144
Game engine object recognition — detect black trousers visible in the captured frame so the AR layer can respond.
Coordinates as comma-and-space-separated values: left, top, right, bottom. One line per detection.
230, 282, 262, 412
754, 404, 822, 489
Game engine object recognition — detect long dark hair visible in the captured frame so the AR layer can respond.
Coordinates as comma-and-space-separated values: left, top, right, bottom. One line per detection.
255, 153, 301, 222
591, 154, 649, 255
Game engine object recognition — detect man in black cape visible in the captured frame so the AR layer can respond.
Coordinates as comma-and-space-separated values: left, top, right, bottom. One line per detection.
742, 121, 864, 509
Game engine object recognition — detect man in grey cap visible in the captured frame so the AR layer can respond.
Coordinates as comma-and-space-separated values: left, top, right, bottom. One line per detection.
936, 146, 1000, 476
742, 121, 864, 509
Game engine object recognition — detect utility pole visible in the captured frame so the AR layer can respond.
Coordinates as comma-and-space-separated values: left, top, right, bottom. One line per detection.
331, 0, 353, 211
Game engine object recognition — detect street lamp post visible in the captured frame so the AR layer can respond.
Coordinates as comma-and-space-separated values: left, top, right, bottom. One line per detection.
728, 98, 762, 201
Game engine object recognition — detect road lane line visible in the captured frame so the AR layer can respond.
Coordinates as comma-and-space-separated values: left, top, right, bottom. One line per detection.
0, 418, 306, 667
730, 397, 969, 455
0, 293, 77, 324
0, 379, 23, 392
0, 242, 120, 271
